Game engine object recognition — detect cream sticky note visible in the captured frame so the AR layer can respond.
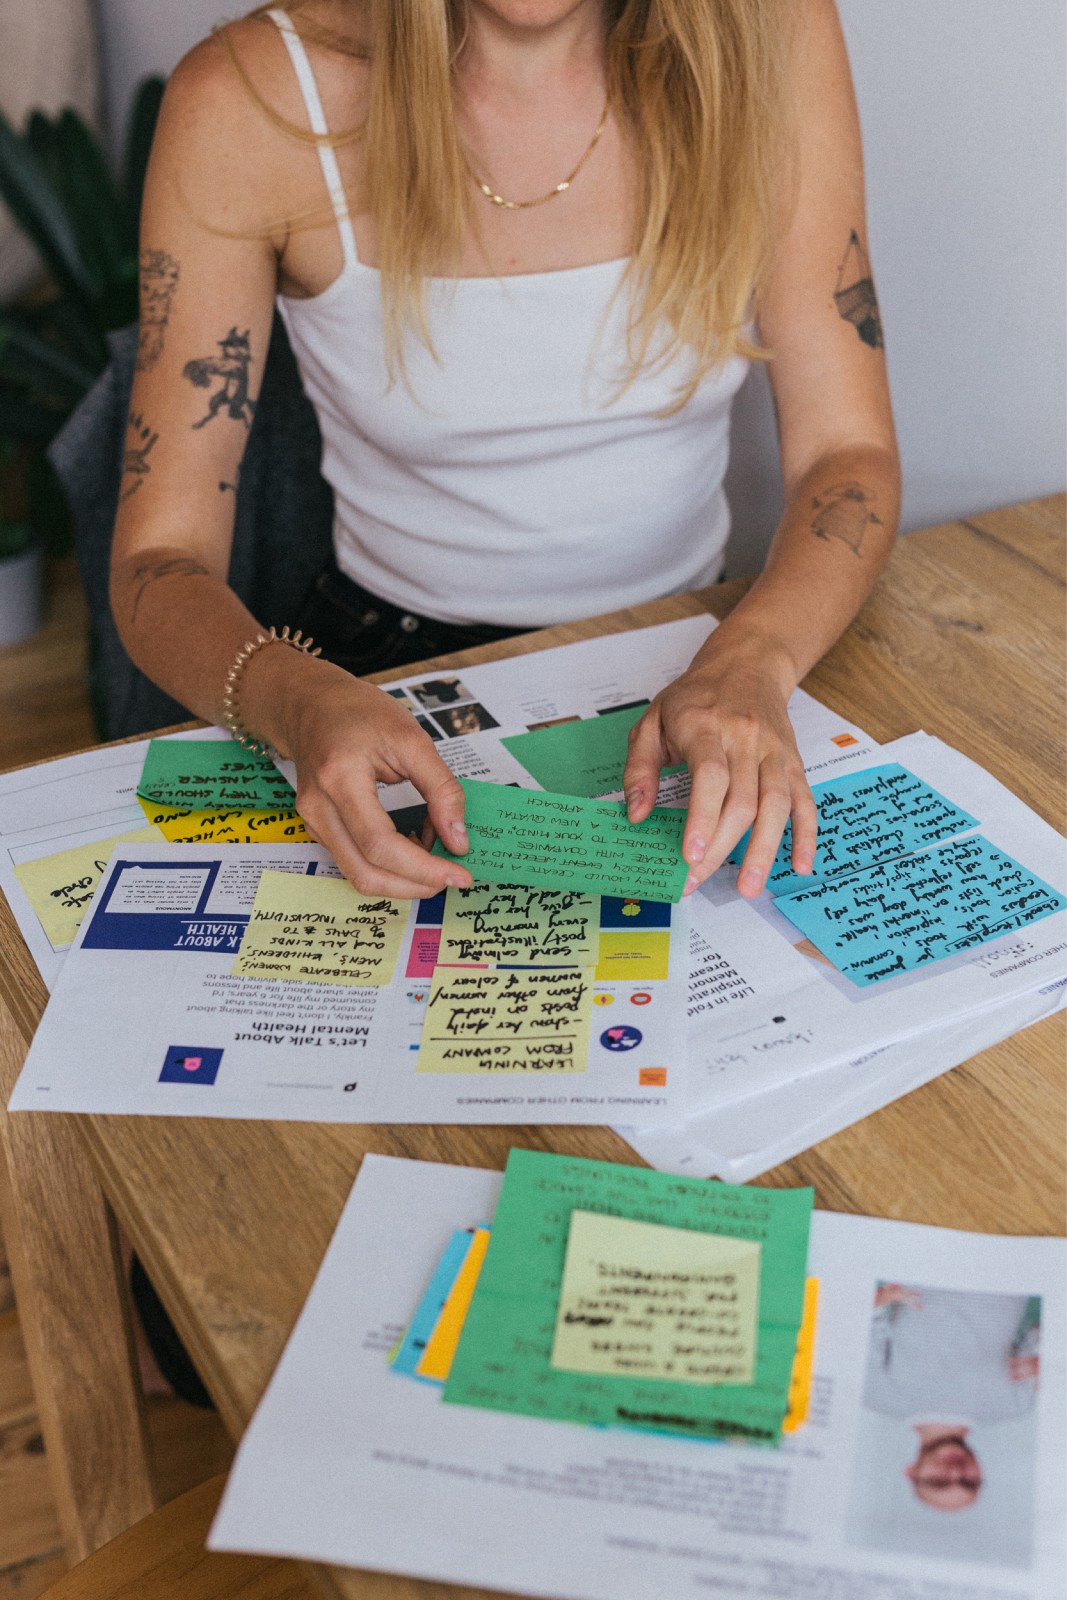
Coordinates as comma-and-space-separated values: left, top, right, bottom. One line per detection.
416, 1228, 491, 1382
14, 826, 165, 948
550, 1210, 761, 1385
782, 1277, 819, 1433
417, 965, 593, 1073
231, 870, 408, 986
137, 797, 308, 844
439, 883, 599, 966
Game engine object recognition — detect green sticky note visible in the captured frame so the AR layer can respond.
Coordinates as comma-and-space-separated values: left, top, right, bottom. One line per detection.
137, 739, 296, 812
433, 780, 688, 903
551, 1211, 761, 1385
502, 706, 686, 799
439, 884, 599, 965
443, 1149, 813, 1443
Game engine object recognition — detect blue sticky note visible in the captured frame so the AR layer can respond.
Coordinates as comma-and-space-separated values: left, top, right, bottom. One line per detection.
729, 764, 979, 897
391, 1229, 480, 1385
775, 834, 1067, 987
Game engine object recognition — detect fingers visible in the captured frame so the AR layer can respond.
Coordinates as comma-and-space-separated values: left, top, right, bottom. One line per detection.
298, 786, 470, 900
681, 756, 817, 899
623, 711, 669, 824
404, 736, 470, 859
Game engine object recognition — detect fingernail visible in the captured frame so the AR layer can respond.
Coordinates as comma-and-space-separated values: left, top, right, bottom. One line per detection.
447, 874, 469, 889
795, 857, 814, 874
625, 788, 643, 814
451, 821, 468, 847
683, 872, 700, 896
738, 868, 763, 896
685, 836, 707, 864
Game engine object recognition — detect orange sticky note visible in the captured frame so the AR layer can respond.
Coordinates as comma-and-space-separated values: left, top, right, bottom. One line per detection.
782, 1277, 819, 1433
415, 1227, 491, 1382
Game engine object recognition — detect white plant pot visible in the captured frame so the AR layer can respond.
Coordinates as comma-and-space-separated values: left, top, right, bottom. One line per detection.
0, 544, 44, 647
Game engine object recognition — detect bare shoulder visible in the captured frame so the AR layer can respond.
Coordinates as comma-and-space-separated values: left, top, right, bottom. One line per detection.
154, 10, 369, 232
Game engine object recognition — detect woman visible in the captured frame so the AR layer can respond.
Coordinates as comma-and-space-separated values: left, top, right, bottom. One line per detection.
111, 0, 899, 902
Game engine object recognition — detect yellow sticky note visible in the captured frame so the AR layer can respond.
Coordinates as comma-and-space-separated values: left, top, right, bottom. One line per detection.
14, 826, 165, 948
416, 1228, 491, 1382
550, 1210, 761, 1385
439, 883, 599, 966
595, 930, 670, 982
137, 796, 308, 844
231, 870, 408, 985
782, 1277, 819, 1433
418, 965, 593, 1073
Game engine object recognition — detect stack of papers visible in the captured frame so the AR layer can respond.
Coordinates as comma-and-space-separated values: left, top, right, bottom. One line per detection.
391, 1149, 815, 1446
209, 1153, 1067, 1599
2, 616, 1064, 1169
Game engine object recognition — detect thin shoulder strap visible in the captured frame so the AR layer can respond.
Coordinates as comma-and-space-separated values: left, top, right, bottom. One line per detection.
266, 7, 358, 267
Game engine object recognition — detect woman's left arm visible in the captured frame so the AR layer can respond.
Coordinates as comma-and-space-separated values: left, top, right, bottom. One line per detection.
624, 0, 900, 896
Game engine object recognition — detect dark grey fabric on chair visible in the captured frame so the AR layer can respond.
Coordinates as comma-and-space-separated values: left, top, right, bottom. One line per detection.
50, 315, 335, 740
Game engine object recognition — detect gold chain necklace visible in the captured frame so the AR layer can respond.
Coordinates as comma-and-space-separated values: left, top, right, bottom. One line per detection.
465, 99, 610, 210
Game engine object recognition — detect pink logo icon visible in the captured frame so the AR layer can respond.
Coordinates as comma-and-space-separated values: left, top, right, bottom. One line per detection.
182, 1056, 202, 1072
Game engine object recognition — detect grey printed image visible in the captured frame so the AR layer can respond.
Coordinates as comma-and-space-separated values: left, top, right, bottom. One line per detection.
847, 1283, 1041, 1569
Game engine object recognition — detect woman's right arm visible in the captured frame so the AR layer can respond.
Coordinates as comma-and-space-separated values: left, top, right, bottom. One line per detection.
110, 33, 471, 898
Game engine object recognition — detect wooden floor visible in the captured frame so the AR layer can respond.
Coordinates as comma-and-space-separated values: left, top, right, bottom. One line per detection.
0, 559, 233, 1597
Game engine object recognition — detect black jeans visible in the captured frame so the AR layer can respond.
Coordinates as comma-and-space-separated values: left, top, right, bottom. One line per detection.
293, 558, 530, 676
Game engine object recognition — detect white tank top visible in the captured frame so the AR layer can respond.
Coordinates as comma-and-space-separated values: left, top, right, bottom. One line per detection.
270, 10, 748, 629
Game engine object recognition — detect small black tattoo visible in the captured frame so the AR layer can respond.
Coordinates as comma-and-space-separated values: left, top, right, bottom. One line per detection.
810, 482, 882, 556
120, 412, 159, 502
136, 249, 180, 370
834, 230, 883, 349
130, 554, 211, 621
219, 463, 242, 495
183, 328, 256, 429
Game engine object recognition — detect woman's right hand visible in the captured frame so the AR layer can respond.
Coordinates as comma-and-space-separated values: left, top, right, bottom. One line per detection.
248, 648, 473, 899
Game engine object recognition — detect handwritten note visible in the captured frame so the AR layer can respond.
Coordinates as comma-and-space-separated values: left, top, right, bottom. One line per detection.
418, 967, 593, 1073
13, 826, 164, 947
551, 1211, 760, 1385
232, 870, 408, 986
137, 739, 297, 812
729, 764, 979, 897
439, 883, 599, 965
502, 707, 682, 799
443, 1150, 813, 1442
137, 798, 308, 845
775, 833, 1067, 986
416, 1228, 491, 1382
432, 779, 688, 903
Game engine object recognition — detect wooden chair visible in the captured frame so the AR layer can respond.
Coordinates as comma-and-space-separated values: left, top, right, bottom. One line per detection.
38, 1473, 314, 1600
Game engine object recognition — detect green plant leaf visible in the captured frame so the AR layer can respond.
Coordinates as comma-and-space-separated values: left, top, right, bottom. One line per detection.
123, 76, 166, 247
55, 109, 129, 291
0, 391, 64, 445
0, 318, 98, 401
0, 108, 95, 304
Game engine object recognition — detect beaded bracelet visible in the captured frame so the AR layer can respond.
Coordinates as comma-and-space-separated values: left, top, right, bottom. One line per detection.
222, 625, 321, 755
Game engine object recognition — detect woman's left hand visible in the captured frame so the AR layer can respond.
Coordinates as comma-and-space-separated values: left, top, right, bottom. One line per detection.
622, 635, 818, 898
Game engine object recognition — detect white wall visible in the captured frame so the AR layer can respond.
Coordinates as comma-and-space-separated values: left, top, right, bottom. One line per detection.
95, 0, 1066, 572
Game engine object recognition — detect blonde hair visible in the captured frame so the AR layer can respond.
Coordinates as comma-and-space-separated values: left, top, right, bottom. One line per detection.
235, 0, 794, 403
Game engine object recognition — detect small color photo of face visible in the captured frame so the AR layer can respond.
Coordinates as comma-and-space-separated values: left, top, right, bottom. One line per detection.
846, 1280, 1042, 1570
409, 677, 476, 711
431, 703, 500, 738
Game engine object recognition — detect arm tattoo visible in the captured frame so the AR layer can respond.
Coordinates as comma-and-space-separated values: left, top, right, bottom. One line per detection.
810, 483, 882, 557
136, 250, 180, 371
183, 328, 256, 429
129, 554, 211, 622
119, 411, 159, 503
834, 230, 883, 349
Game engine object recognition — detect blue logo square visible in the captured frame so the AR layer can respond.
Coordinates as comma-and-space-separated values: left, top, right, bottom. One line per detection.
159, 1046, 223, 1086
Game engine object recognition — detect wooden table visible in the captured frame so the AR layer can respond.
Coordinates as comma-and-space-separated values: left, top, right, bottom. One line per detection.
1, 496, 1064, 1595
